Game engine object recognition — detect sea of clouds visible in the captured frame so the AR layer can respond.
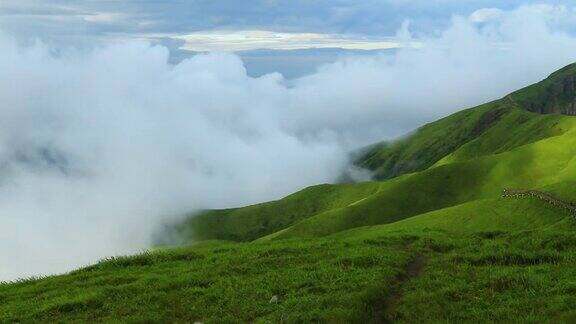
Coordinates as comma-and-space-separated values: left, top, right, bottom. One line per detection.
2, 4, 576, 280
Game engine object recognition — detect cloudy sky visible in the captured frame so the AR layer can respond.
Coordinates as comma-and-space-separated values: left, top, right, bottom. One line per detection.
2, 0, 574, 76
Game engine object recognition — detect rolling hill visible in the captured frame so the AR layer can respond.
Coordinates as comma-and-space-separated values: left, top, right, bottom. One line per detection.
3, 64, 576, 322
175, 63, 576, 243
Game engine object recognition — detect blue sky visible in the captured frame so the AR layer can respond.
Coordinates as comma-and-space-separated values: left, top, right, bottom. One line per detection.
1, 0, 574, 76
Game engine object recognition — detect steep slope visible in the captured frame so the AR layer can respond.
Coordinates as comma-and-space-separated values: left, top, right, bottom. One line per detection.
179, 109, 576, 243
435, 108, 576, 165
509, 62, 576, 115
263, 127, 576, 239
357, 64, 576, 180
173, 64, 576, 244
355, 101, 510, 180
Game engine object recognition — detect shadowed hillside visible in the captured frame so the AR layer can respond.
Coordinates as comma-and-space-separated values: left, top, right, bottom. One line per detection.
510, 63, 576, 115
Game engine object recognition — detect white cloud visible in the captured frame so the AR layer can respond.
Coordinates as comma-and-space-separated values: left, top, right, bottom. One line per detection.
0, 34, 350, 281
469, 8, 503, 23
83, 12, 126, 23
2, 4, 576, 281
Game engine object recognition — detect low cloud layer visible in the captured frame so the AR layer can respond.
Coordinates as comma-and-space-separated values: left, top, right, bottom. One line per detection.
2, 4, 576, 280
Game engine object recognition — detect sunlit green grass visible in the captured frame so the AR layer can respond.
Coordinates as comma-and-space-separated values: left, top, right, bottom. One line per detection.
0, 235, 413, 323
1, 197, 573, 322
392, 229, 576, 323
176, 182, 382, 242
183, 108, 576, 244
253, 127, 576, 241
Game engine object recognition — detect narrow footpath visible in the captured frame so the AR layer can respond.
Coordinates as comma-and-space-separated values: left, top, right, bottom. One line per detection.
371, 254, 426, 323
502, 189, 576, 217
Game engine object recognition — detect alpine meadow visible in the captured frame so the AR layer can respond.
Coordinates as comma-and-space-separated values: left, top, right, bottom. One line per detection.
2, 2, 576, 323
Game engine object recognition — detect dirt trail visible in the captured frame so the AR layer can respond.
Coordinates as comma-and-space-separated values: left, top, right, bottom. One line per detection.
371, 254, 426, 324
502, 189, 576, 217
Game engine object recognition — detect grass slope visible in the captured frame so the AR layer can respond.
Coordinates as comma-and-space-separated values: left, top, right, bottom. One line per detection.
355, 101, 506, 180
509, 62, 576, 114
175, 182, 381, 242
1, 195, 573, 322
182, 77, 576, 244
0, 236, 412, 322
358, 63, 576, 179
435, 107, 576, 165
202, 123, 576, 242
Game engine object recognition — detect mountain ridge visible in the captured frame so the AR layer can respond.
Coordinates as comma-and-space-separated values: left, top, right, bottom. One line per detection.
174, 63, 576, 243
357, 64, 576, 179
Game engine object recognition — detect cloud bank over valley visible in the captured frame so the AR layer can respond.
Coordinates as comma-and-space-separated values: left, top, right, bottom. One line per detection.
2, 4, 576, 280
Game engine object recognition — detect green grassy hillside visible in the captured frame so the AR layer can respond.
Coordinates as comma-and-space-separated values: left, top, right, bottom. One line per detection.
177, 65, 576, 244
4, 64, 576, 322
180, 108, 576, 243
509, 63, 576, 115
263, 125, 576, 240
175, 182, 381, 242
1, 195, 574, 322
435, 108, 576, 165
358, 63, 576, 179
0, 237, 411, 322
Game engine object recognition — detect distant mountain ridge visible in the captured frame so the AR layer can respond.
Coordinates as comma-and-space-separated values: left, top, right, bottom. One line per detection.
510, 63, 576, 115
356, 63, 576, 180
